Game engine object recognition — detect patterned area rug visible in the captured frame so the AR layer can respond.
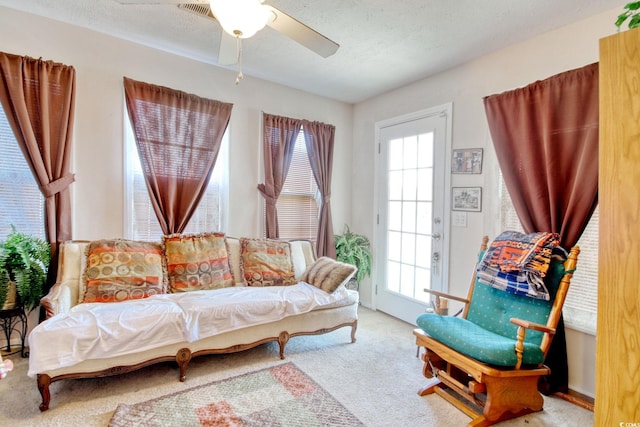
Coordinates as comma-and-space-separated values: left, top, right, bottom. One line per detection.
108, 363, 363, 427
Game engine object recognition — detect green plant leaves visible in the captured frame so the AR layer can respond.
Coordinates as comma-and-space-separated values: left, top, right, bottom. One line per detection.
0, 226, 51, 312
617, 2, 640, 29
334, 225, 372, 284
625, 2, 640, 10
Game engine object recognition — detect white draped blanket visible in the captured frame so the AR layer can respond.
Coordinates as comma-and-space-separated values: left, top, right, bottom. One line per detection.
28, 283, 349, 377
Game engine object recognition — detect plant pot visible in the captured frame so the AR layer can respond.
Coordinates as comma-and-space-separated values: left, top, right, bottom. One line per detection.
345, 277, 359, 291
1, 281, 18, 311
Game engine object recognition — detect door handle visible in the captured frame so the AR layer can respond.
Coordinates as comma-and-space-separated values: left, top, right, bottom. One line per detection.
431, 232, 441, 240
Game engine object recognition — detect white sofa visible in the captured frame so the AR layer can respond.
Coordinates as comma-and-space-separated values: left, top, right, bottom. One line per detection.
31, 237, 359, 411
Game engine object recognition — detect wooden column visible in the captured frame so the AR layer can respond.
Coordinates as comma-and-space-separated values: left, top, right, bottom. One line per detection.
596, 27, 640, 424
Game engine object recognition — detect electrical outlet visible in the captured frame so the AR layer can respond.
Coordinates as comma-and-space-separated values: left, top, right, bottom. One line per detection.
453, 211, 467, 227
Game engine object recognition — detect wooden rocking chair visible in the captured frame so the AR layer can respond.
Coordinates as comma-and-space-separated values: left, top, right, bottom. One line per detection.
414, 234, 579, 426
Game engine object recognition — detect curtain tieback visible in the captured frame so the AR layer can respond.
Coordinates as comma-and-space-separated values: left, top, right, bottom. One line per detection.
40, 173, 76, 198
257, 184, 278, 206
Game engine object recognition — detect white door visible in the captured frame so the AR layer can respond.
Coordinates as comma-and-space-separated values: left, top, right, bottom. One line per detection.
375, 105, 451, 325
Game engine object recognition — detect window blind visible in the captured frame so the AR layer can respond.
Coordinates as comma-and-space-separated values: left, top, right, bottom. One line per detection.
274, 130, 319, 242
124, 113, 228, 241
0, 104, 45, 239
499, 177, 598, 334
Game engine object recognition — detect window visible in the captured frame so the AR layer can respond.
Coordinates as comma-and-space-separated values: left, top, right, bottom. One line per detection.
271, 129, 319, 242
0, 103, 45, 240
499, 177, 598, 334
124, 115, 228, 241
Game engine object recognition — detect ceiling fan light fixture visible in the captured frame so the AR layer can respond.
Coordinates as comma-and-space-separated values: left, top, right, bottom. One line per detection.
209, 0, 270, 39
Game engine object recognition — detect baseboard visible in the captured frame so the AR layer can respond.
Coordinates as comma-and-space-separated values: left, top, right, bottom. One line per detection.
554, 389, 594, 412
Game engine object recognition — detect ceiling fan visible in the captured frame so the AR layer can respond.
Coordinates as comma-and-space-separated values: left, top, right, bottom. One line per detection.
113, 0, 340, 67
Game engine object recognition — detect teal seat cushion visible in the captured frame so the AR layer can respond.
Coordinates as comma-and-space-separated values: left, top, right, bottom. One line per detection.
416, 313, 545, 367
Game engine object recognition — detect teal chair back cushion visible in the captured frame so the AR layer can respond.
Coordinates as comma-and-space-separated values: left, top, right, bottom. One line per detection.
466, 252, 565, 346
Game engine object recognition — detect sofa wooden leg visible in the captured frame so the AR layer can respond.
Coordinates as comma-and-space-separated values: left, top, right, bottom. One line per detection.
278, 331, 290, 359
350, 320, 358, 343
37, 374, 51, 411
176, 348, 192, 382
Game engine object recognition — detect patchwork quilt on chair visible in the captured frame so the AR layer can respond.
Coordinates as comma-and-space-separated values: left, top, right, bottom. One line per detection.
476, 231, 561, 300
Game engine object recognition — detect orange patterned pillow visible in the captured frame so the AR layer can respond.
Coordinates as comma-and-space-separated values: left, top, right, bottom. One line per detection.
239, 238, 297, 287
83, 239, 166, 303
163, 232, 234, 292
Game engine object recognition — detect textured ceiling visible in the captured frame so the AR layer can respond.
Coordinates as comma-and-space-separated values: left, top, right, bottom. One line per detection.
0, 0, 622, 103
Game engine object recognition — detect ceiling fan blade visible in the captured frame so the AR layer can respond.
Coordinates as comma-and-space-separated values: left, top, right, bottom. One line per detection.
113, 0, 208, 4
264, 5, 339, 58
218, 32, 239, 65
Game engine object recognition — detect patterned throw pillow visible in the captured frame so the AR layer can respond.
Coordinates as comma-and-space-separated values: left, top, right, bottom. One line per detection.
163, 232, 234, 292
239, 238, 297, 287
301, 257, 357, 294
83, 239, 166, 303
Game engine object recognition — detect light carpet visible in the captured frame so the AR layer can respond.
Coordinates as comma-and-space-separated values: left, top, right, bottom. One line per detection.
0, 307, 594, 426
108, 363, 363, 427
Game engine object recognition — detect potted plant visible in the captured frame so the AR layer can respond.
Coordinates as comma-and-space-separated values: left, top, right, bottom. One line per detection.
334, 225, 372, 290
616, 2, 640, 31
0, 227, 51, 312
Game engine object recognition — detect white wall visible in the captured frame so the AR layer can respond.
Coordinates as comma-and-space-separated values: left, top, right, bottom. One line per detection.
352, 7, 620, 398
0, 6, 353, 241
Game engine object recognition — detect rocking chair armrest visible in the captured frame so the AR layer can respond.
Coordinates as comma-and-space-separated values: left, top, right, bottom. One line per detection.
510, 317, 556, 335
510, 317, 556, 369
422, 288, 470, 305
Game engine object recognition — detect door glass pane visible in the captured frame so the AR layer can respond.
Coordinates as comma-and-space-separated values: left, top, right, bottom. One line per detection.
415, 267, 431, 302
401, 232, 415, 265
416, 202, 432, 235
418, 132, 434, 167
387, 261, 400, 293
388, 201, 402, 231
402, 169, 417, 201
388, 231, 401, 262
401, 201, 416, 233
401, 263, 415, 297
403, 136, 418, 169
415, 235, 432, 268
389, 170, 403, 200
417, 168, 433, 201
385, 131, 435, 302
389, 138, 404, 170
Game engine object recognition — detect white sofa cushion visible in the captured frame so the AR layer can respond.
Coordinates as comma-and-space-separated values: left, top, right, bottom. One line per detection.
29, 282, 350, 377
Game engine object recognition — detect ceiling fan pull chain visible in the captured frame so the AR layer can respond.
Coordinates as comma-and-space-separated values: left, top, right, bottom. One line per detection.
235, 35, 244, 85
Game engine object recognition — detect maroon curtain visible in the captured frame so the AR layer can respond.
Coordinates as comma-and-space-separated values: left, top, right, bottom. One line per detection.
483, 62, 599, 394
302, 120, 336, 258
124, 77, 232, 235
258, 113, 303, 238
0, 52, 76, 296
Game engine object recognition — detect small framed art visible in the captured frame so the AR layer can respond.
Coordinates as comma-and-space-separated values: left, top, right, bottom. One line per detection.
451, 148, 483, 174
452, 187, 482, 212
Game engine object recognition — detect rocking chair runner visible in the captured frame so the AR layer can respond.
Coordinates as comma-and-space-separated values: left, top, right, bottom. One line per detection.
414, 235, 579, 427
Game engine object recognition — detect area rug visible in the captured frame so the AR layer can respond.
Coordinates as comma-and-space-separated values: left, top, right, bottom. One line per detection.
108, 363, 364, 426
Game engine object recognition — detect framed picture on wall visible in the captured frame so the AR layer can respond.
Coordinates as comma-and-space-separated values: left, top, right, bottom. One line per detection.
451, 148, 483, 174
452, 187, 482, 212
